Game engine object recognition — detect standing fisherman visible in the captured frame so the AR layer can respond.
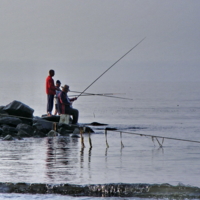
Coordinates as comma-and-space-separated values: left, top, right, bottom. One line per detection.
46, 69, 58, 116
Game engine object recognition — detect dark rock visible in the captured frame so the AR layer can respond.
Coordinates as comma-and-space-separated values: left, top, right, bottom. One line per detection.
85, 126, 94, 133
51, 183, 85, 195
13, 182, 30, 193
47, 130, 59, 137
16, 123, 34, 136
71, 134, 80, 138
16, 135, 23, 140
0, 182, 15, 193
0, 117, 22, 126
0, 106, 8, 115
19, 118, 33, 126
57, 123, 76, 131
2, 125, 18, 136
73, 128, 80, 134
3, 100, 34, 118
57, 123, 94, 134
32, 117, 53, 134
29, 183, 47, 194
33, 130, 47, 137
17, 130, 31, 137
3, 135, 13, 141
0, 128, 3, 135
88, 122, 108, 126
41, 115, 60, 122
58, 127, 73, 135
105, 127, 117, 130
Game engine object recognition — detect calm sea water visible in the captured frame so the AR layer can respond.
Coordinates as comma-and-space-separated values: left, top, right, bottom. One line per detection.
0, 67, 200, 199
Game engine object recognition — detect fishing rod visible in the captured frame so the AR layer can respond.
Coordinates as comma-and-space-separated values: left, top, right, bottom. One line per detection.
77, 37, 146, 98
70, 90, 126, 96
70, 91, 132, 100
69, 94, 132, 100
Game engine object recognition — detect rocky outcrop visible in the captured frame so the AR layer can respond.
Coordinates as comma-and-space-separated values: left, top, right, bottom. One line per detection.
2, 125, 18, 137
32, 117, 53, 134
3, 100, 34, 118
16, 123, 34, 135
0, 100, 94, 140
0, 106, 8, 115
0, 116, 22, 126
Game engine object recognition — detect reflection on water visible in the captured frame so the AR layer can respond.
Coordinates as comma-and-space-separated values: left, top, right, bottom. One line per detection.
45, 136, 81, 183
0, 136, 80, 184
0, 132, 200, 187
46, 137, 71, 181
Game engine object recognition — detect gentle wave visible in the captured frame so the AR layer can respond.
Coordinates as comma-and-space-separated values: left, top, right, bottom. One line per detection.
0, 182, 200, 198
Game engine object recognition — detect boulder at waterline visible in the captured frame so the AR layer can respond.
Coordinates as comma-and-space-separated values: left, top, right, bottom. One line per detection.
16, 123, 34, 136
71, 134, 80, 138
58, 127, 72, 135
58, 123, 94, 133
0, 116, 22, 126
32, 117, 52, 134
3, 135, 13, 141
0, 100, 95, 138
73, 128, 80, 134
47, 130, 59, 137
3, 100, 34, 118
0, 106, 8, 115
17, 129, 31, 137
33, 130, 47, 137
2, 125, 18, 137
88, 122, 108, 126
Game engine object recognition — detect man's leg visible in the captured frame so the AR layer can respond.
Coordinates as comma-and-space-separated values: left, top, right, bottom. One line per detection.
66, 107, 79, 124
47, 95, 51, 114
47, 95, 54, 115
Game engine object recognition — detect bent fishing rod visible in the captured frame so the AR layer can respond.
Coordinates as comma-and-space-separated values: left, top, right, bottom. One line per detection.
77, 37, 146, 99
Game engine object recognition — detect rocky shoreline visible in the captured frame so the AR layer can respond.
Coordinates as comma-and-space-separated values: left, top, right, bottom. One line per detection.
0, 100, 94, 140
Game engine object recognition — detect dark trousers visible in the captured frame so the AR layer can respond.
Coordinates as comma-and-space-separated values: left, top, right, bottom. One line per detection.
47, 95, 54, 113
65, 107, 79, 124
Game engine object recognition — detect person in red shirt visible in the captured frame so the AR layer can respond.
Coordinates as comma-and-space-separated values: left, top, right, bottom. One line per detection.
46, 69, 57, 116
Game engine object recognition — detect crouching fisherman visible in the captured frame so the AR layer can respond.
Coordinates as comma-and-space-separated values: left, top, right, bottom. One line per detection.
58, 84, 79, 124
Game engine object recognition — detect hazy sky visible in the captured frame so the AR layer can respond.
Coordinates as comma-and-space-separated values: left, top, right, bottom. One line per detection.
0, 0, 200, 82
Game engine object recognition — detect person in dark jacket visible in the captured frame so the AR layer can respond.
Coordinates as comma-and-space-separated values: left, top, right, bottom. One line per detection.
58, 84, 79, 124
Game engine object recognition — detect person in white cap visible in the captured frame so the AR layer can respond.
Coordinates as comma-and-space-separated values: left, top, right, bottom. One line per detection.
58, 84, 79, 124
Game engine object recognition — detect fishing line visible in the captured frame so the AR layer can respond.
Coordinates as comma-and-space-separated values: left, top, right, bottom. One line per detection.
69, 91, 132, 100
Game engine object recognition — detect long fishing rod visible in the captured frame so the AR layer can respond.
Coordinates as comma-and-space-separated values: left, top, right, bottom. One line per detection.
70, 91, 132, 100
71, 90, 126, 96
77, 37, 146, 98
69, 94, 132, 100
